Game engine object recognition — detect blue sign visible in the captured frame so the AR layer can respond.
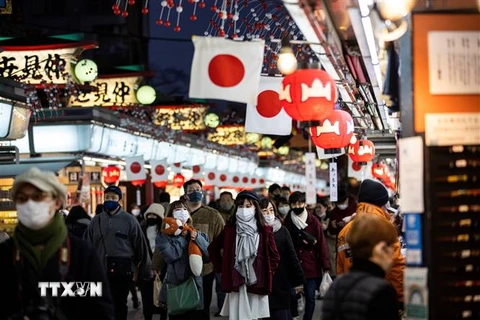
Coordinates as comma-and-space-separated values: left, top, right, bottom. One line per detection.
404, 213, 423, 266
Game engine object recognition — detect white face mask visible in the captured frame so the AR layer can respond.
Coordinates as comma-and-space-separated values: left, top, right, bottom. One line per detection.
132, 209, 141, 216
236, 207, 255, 221
264, 214, 275, 225
337, 204, 348, 210
278, 206, 290, 216
173, 209, 189, 224
16, 200, 53, 230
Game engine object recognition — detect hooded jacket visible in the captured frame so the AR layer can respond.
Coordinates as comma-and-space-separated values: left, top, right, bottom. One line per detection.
336, 202, 405, 303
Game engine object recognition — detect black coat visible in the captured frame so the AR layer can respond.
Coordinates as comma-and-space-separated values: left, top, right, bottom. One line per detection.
322, 259, 400, 320
0, 236, 114, 320
270, 225, 306, 311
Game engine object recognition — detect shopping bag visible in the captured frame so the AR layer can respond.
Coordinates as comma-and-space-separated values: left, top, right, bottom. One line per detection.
167, 277, 200, 315
153, 274, 162, 307
320, 272, 333, 297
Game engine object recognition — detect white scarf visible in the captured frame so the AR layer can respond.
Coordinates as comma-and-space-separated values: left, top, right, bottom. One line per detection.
235, 215, 260, 286
291, 209, 308, 230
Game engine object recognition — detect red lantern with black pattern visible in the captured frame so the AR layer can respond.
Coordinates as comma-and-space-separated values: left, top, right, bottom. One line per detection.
348, 139, 375, 165
309, 109, 354, 153
279, 69, 337, 122
172, 173, 185, 188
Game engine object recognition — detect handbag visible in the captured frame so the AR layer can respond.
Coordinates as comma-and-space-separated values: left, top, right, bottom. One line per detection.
153, 274, 162, 307
166, 277, 200, 315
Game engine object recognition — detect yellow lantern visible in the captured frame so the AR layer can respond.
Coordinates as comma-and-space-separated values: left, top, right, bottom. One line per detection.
74, 59, 98, 83
136, 85, 156, 105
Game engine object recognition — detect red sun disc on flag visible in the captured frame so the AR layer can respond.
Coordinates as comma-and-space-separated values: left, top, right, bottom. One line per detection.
256, 90, 282, 118
251, 178, 257, 184
220, 174, 227, 182
155, 165, 165, 175
174, 162, 181, 168
242, 177, 249, 183
259, 178, 265, 184
130, 162, 141, 174
208, 172, 216, 180
208, 54, 245, 87
233, 176, 239, 183
192, 165, 201, 174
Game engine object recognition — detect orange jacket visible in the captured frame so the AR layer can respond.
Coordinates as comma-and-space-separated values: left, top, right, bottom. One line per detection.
336, 202, 405, 303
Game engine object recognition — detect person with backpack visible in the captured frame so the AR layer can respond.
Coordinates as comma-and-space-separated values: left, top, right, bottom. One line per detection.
322, 214, 400, 320
0, 167, 113, 319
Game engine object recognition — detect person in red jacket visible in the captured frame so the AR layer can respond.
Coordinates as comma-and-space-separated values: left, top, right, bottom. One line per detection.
284, 191, 330, 320
208, 190, 280, 320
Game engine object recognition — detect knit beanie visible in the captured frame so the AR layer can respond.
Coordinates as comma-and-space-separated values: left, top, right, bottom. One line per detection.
144, 203, 165, 219
357, 179, 389, 207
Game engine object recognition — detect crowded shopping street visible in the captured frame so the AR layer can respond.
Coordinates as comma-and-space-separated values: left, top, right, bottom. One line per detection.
0, 0, 479, 319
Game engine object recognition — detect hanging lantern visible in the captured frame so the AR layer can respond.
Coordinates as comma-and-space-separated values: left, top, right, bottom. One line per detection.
279, 69, 337, 122
310, 109, 354, 153
371, 161, 390, 181
172, 173, 185, 188
153, 181, 168, 188
131, 179, 146, 186
136, 85, 156, 104
74, 59, 98, 83
352, 162, 362, 171
348, 139, 375, 165
102, 166, 121, 185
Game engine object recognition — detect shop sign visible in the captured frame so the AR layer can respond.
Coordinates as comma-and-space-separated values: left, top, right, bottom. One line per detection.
329, 162, 338, 202
404, 213, 423, 266
69, 75, 141, 107
0, 100, 31, 140
68, 171, 102, 185
0, 47, 79, 84
207, 125, 246, 145
404, 267, 428, 320
305, 152, 316, 204
154, 105, 207, 131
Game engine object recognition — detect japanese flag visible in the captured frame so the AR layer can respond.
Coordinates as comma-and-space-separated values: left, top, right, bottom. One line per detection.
150, 160, 169, 182
189, 36, 265, 104
245, 76, 292, 135
191, 165, 203, 180
125, 156, 146, 181
217, 172, 230, 187
205, 171, 218, 186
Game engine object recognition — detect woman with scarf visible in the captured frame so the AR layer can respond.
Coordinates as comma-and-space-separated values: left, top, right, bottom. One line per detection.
208, 190, 280, 320
284, 192, 330, 320
260, 198, 305, 320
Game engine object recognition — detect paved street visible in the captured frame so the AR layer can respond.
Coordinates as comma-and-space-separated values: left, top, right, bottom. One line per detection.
126, 289, 323, 319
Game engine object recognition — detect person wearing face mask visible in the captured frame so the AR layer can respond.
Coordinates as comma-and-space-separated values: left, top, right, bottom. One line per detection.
276, 197, 291, 220
84, 185, 152, 320
327, 189, 357, 237
154, 201, 210, 319
130, 203, 143, 224
336, 179, 405, 310
183, 179, 225, 320
218, 191, 235, 223
260, 198, 305, 320
284, 192, 330, 320
322, 214, 400, 320
139, 203, 166, 320
0, 167, 114, 320
208, 191, 280, 320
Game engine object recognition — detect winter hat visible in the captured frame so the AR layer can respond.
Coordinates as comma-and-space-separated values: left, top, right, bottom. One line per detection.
144, 203, 165, 219
104, 185, 122, 200
236, 190, 261, 203
11, 167, 67, 206
65, 205, 91, 224
357, 179, 389, 207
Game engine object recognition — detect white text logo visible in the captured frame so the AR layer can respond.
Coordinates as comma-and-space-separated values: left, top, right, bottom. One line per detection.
38, 282, 102, 297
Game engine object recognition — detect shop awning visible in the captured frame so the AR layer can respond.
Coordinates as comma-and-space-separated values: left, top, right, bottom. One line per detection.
0, 156, 79, 178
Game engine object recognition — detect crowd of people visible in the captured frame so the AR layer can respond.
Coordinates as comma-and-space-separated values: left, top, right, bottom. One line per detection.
0, 167, 406, 320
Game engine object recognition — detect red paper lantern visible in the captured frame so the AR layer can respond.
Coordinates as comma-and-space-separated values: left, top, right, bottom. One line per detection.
348, 139, 375, 164
352, 162, 362, 172
172, 173, 185, 188
371, 162, 389, 180
310, 109, 354, 153
132, 179, 146, 186
102, 166, 121, 184
153, 180, 168, 188
279, 69, 337, 122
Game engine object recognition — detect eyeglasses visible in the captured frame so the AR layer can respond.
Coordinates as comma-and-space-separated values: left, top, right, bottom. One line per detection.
14, 192, 52, 204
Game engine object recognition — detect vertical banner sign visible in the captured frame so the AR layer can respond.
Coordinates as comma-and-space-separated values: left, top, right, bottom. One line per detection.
329, 162, 338, 202
305, 152, 317, 204
405, 213, 424, 266
405, 267, 429, 320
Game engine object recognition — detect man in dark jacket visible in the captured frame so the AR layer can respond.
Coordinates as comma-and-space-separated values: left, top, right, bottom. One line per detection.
0, 167, 113, 320
284, 191, 330, 320
322, 214, 400, 320
84, 185, 152, 320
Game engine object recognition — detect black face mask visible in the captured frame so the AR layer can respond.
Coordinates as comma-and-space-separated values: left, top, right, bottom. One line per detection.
292, 207, 304, 215
147, 218, 158, 226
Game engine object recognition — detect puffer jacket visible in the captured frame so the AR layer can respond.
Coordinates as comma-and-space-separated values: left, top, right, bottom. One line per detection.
336, 202, 405, 303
